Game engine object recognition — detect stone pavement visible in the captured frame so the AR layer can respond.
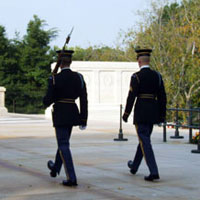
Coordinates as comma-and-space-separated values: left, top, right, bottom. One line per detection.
0, 113, 200, 200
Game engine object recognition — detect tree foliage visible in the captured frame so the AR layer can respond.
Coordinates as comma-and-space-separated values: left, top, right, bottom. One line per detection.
18, 15, 57, 113
1, 1, 199, 115
0, 15, 57, 113
0, 27, 23, 113
122, 0, 200, 110
72, 46, 129, 61
0, 15, 129, 114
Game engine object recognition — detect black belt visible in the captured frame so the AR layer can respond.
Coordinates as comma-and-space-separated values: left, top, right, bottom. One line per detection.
138, 94, 156, 99
57, 98, 75, 104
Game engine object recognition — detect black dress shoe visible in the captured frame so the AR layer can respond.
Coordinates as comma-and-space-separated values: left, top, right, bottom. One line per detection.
47, 160, 55, 170
130, 168, 137, 175
127, 160, 137, 175
62, 180, 78, 187
47, 160, 57, 178
144, 174, 160, 181
127, 160, 133, 169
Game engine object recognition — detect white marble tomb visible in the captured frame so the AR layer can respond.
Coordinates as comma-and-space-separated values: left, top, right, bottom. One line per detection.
0, 87, 8, 117
45, 61, 139, 118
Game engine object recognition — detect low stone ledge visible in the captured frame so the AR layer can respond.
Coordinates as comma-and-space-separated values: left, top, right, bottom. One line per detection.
0, 86, 8, 117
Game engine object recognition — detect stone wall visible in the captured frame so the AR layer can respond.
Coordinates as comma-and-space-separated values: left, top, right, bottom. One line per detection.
0, 87, 8, 117
45, 61, 139, 118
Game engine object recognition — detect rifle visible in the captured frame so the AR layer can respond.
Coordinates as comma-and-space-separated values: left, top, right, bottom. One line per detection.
62, 27, 74, 51
52, 27, 74, 75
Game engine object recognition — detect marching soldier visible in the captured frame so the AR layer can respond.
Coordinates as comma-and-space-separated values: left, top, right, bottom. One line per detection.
43, 49, 88, 186
122, 49, 167, 181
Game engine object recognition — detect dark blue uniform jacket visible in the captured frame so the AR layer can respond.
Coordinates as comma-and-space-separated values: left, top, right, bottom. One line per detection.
43, 69, 88, 127
124, 67, 167, 124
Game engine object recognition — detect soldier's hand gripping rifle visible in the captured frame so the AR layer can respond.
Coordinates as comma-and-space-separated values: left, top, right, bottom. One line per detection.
52, 27, 74, 75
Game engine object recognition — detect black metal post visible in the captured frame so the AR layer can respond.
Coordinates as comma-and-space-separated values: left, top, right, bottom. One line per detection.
191, 108, 200, 153
163, 121, 167, 142
188, 103, 193, 143
170, 104, 184, 139
114, 104, 128, 141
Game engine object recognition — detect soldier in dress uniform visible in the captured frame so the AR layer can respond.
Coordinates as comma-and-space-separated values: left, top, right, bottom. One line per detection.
43, 49, 88, 186
122, 48, 167, 181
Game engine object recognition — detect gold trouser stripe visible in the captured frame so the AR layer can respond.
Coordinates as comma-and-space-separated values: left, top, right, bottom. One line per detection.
59, 150, 70, 180
135, 124, 147, 163
54, 129, 69, 180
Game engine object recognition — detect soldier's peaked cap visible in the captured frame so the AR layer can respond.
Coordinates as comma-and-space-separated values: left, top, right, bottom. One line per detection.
56, 50, 74, 58
135, 49, 152, 59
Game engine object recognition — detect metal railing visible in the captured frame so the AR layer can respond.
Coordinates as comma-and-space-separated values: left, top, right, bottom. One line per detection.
113, 104, 200, 153
162, 105, 200, 153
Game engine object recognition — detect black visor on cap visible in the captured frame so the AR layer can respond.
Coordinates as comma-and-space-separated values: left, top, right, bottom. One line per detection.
56, 50, 74, 58
135, 49, 152, 59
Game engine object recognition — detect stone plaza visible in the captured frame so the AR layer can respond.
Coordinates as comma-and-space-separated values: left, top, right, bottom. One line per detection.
0, 61, 200, 200
0, 111, 200, 200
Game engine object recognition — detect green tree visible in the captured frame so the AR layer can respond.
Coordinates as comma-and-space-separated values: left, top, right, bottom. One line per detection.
0, 27, 24, 112
0, 16, 57, 114
72, 45, 129, 61
17, 15, 57, 113
122, 0, 200, 112
0, 25, 9, 79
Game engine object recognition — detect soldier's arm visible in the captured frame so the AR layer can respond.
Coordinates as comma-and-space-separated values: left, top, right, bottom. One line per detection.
43, 76, 55, 108
157, 75, 167, 122
123, 74, 139, 122
79, 74, 88, 126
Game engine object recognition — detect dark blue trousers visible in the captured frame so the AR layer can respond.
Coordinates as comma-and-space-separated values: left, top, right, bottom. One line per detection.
54, 126, 77, 182
132, 123, 159, 175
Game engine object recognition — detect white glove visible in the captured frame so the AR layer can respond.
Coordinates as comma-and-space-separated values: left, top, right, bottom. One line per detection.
79, 125, 87, 130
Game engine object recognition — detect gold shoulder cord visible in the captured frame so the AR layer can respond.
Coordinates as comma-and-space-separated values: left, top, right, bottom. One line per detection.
135, 74, 140, 83
130, 74, 139, 92
52, 74, 55, 85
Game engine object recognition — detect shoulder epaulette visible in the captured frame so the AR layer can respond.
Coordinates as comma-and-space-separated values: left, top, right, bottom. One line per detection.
50, 74, 56, 85
155, 71, 162, 87
132, 73, 140, 83
77, 73, 84, 89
